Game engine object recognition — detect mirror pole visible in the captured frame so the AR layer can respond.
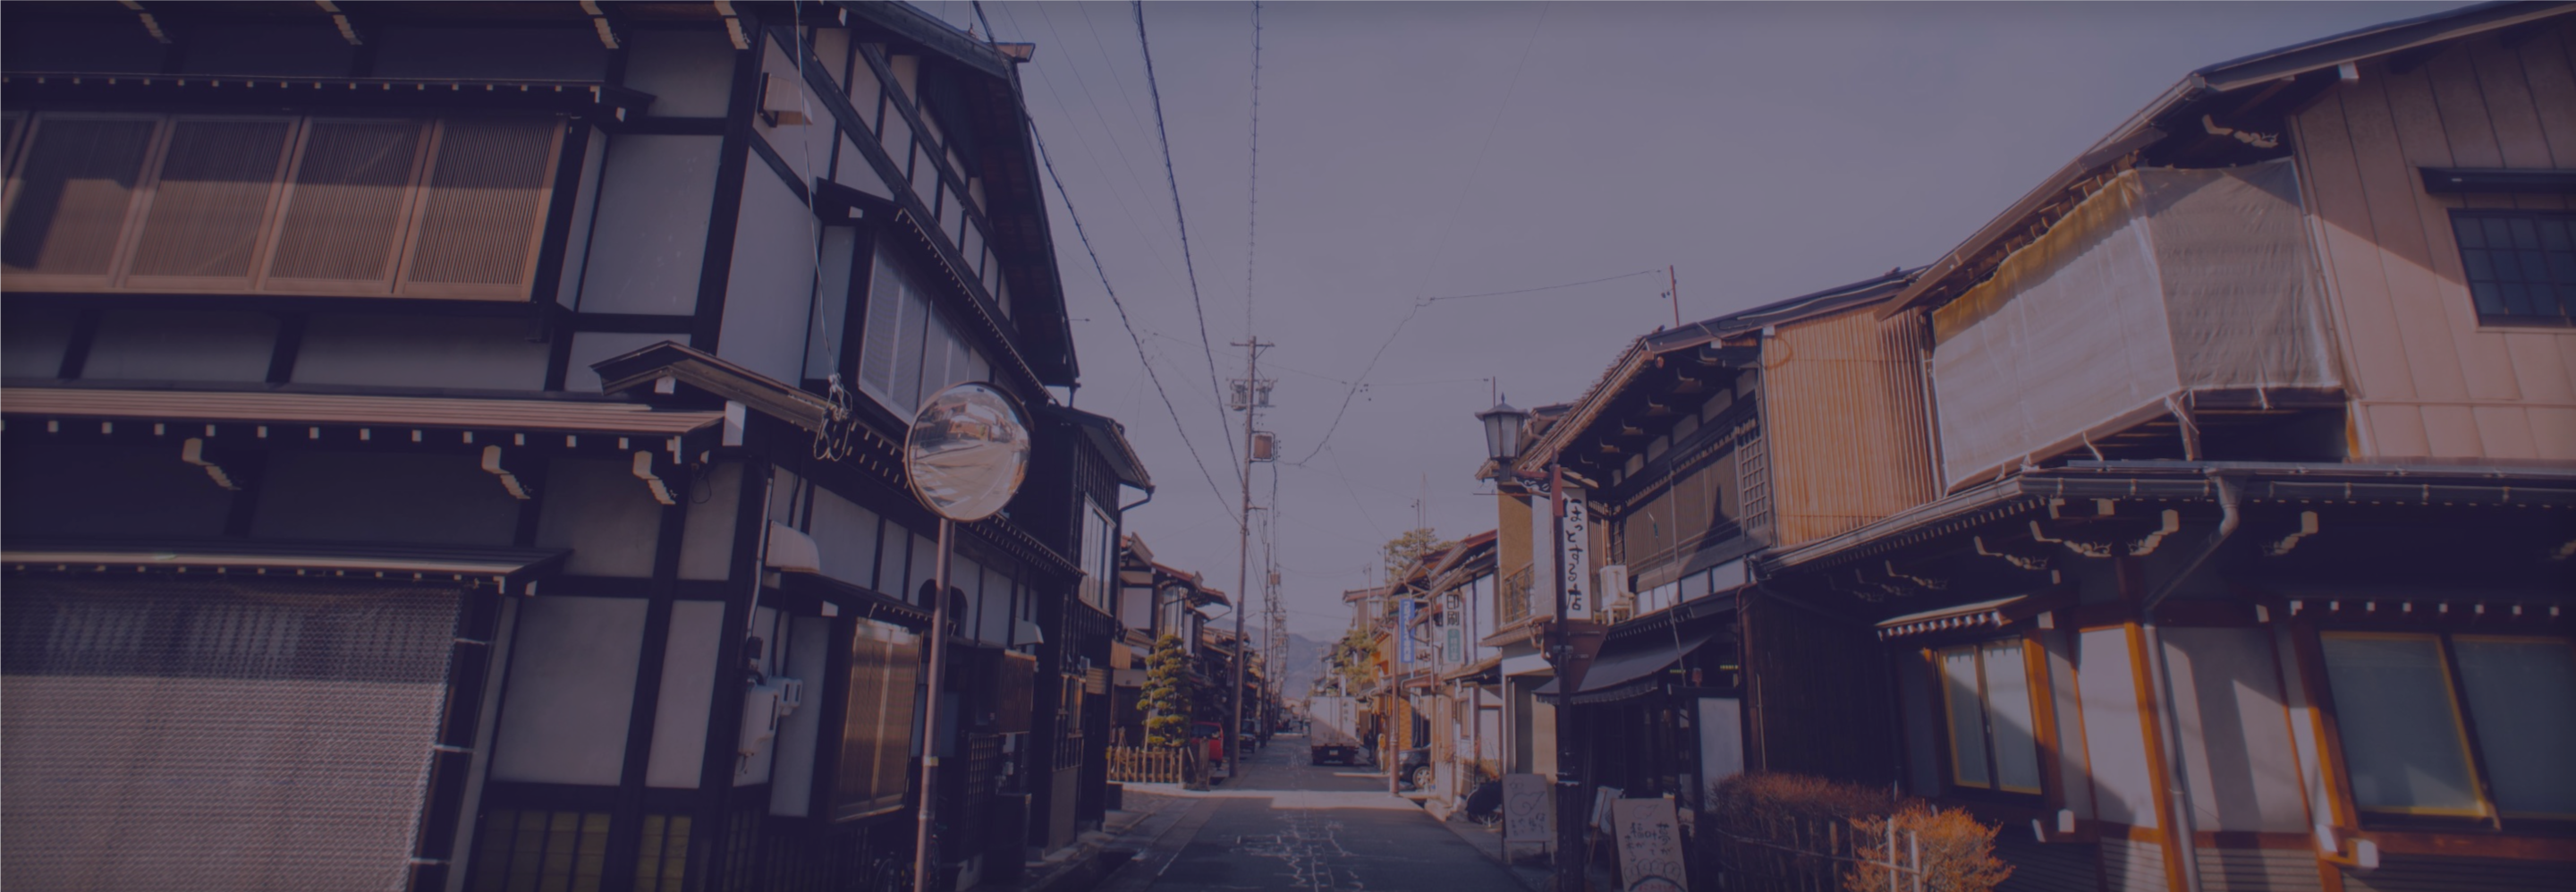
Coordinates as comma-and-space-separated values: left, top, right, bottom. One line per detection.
912, 516, 956, 892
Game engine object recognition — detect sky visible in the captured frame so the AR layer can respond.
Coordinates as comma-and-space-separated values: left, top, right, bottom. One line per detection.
920, 1, 2462, 640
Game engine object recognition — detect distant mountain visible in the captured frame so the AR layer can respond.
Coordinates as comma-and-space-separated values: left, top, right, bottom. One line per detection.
1276, 632, 1331, 702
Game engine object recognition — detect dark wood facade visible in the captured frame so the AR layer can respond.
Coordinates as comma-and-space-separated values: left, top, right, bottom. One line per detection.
0, 4, 1146, 891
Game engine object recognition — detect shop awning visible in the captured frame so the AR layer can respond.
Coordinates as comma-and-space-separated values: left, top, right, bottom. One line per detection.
1537, 634, 1711, 706
772, 570, 934, 631
1875, 593, 2060, 640
1441, 654, 1503, 684
2, 539, 568, 594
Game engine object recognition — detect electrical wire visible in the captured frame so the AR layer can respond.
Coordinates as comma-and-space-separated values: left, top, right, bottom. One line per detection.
979, 0, 1238, 521
1419, 268, 1666, 304
994, 3, 1186, 297
1243, 1, 1264, 339
1133, 0, 1241, 469
1291, 2, 1550, 465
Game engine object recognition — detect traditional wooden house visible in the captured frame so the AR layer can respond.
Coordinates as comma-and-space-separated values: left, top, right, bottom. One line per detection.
1413, 531, 1504, 805
0, 3, 1148, 890
1478, 268, 1937, 814
1104, 539, 1225, 749
1762, 5, 2576, 891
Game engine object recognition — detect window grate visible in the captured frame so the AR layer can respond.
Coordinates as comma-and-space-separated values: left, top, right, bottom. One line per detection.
2451, 209, 2576, 327
1, 112, 562, 301
2, 578, 461, 891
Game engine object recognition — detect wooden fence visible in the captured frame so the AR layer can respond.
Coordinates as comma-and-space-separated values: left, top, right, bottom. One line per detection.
1106, 746, 1204, 786
1705, 815, 1929, 892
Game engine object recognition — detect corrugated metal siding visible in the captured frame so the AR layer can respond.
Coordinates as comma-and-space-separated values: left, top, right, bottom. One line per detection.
2288, 26, 2576, 461
1760, 310, 1938, 549
1996, 835, 2103, 892
2199, 847, 2325, 892
2341, 854, 2576, 892
2101, 837, 2169, 892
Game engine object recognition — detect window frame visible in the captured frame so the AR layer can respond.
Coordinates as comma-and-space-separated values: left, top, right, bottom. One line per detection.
2313, 628, 2576, 826
854, 240, 987, 418
2, 110, 566, 302
1924, 634, 2050, 801
2446, 208, 2576, 329
120, 114, 301, 293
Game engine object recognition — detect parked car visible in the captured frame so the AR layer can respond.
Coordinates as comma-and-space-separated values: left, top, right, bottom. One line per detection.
1397, 746, 1431, 791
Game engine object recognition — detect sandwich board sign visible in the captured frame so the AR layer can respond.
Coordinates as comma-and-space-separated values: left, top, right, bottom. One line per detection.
1611, 798, 1689, 892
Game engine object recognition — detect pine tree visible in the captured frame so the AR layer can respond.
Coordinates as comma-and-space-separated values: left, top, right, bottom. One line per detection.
1140, 634, 1195, 749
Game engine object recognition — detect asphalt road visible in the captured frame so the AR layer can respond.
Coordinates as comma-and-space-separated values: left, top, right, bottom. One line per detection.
1101, 734, 1527, 892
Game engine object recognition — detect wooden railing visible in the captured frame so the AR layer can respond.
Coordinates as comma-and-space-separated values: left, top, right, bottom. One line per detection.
1498, 565, 1535, 626
1106, 746, 1204, 786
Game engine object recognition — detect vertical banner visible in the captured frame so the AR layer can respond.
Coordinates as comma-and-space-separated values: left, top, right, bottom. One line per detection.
1399, 598, 1418, 664
1561, 491, 1589, 618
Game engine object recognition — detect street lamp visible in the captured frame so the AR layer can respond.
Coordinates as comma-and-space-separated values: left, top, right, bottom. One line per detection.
1473, 397, 1583, 892
1477, 399, 1528, 465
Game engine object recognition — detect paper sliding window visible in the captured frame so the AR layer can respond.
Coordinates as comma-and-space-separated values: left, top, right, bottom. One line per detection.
1936, 640, 2043, 794
856, 242, 989, 415
2322, 632, 2576, 819
1, 113, 564, 300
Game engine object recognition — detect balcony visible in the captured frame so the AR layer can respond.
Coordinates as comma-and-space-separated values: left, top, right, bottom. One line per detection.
1928, 159, 2342, 488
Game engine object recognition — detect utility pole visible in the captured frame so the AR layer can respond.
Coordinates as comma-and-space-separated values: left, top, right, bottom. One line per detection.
1228, 337, 1272, 780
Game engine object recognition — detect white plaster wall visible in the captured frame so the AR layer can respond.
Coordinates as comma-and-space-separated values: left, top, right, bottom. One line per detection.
554, 125, 608, 308
2077, 627, 2159, 828
576, 135, 720, 316
292, 315, 550, 391
2165, 627, 2309, 832
534, 456, 664, 577
82, 310, 275, 382
623, 29, 735, 118
807, 486, 884, 590
680, 462, 744, 581
489, 596, 647, 786
648, 600, 726, 788
769, 616, 833, 816
718, 166, 818, 387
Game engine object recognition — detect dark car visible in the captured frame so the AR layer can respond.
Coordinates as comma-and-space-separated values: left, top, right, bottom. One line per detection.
1396, 746, 1432, 791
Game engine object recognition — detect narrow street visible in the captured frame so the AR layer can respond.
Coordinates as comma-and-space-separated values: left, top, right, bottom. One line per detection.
1098, 735, 1526, 892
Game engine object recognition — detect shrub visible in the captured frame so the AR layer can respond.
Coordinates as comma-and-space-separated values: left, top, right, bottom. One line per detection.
1707, 772, 1899, 835
1140, 634, 1194, 749
1843, 804, 2012, 892
1699, 773, 2011, 892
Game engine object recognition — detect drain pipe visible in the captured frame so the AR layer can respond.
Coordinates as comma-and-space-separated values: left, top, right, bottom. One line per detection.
2140, 472, 2241, 892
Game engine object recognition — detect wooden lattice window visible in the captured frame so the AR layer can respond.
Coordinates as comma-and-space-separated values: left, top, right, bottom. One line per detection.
2, 113, 564, 301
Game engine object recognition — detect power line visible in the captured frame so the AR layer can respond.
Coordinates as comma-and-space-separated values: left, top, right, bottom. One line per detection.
995, 3, 1185, 293
1291, 2, 1552, 465
1420, 268, 1666, 304
1133, 0, 1240, 470
1243, 1, 1264, 339
980, 1, 1238, 520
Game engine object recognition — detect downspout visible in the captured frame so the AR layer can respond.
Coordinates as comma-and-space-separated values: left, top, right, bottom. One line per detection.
2140, 472, 2241, 892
